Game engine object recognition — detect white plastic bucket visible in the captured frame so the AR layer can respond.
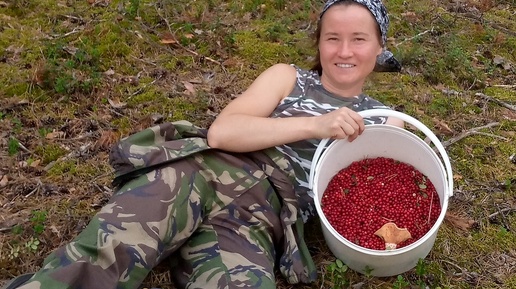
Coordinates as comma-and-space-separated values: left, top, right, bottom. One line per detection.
309, 109, 453, 277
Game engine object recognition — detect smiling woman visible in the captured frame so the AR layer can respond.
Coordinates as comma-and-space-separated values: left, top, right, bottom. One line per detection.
317, 2, 384, 96
4, 1, 404, 289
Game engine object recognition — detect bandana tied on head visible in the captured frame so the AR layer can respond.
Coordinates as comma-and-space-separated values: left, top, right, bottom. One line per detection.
320, 0, 400, 72
320, 0, 389, 47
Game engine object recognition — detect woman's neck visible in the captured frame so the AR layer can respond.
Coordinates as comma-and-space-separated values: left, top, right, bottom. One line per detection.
320, 75, 364, 98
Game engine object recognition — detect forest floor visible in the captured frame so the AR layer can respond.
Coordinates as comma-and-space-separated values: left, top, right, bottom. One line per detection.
1, 0, 515, 288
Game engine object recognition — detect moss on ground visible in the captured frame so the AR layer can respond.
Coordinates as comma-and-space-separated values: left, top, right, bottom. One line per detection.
0, 0, 515, 288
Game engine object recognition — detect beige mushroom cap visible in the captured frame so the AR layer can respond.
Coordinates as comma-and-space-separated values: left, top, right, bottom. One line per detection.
374, 222, 412, 249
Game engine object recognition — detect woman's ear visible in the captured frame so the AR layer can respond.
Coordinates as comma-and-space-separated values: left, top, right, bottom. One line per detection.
377, 46, 384, 57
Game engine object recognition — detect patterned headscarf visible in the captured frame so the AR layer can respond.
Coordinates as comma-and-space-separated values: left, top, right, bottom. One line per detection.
320, 0, 389, 47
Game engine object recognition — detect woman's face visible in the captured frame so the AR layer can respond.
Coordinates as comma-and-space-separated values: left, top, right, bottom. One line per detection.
318, 3, 383, 96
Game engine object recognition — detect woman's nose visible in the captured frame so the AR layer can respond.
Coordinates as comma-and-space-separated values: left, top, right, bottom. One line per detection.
338, 41, 353, 58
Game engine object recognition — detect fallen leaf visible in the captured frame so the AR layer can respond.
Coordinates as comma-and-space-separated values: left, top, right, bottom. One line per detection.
184, 33, 194, 39
160, 38, 176, 44
493, 55, 505, 66
160, 32, 177, 44
415, 108, 425, 116
182, 81, 196, 95
432, 118, 454, 135
445, 212, 477, 231
104, 68, 115, 76
108, 98, 127, 109
0, 175, 8, 187
401, 11, 418, 22
94, 130, 119, 150
46, 131, 66, 139
50, 225, 61, 238
30, 159, 41, 167
188, 77, 203, 84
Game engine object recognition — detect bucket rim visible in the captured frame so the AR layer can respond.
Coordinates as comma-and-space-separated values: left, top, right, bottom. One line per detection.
309, 109, 454, 198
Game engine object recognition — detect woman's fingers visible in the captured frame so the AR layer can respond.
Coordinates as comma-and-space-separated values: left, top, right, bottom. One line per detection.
328, 108, 364, 141
340, 121, 359, 141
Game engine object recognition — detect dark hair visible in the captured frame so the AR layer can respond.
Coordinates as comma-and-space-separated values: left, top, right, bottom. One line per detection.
310, 0, 383, 75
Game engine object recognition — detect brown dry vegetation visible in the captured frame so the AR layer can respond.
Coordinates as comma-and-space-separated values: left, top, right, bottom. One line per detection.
0, 0, 515, 288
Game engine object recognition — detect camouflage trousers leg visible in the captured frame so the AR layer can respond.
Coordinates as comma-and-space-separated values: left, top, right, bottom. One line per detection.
15, 151, 284, 289
169, 174, 282, 289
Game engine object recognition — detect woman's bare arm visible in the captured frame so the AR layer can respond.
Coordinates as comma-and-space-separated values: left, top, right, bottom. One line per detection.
207, 64, 365, 152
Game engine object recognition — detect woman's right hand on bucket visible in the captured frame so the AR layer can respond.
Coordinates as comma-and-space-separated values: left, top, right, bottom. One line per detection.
312, 107, 365, 141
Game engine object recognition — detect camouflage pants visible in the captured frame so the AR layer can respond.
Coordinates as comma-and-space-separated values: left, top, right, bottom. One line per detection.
16, 150, 286, 289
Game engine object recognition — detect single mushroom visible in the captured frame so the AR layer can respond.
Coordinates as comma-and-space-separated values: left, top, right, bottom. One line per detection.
374, 222, 412, 250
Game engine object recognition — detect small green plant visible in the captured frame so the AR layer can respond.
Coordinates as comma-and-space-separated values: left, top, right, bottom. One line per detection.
414, 258, 430, 288
497, 226, 509, 237
393, 275, 410, 289
8, 137, 20, 156
30, 210, 47, 235
127, 0, 140, 18
8, 245, 21, 260
503, 178, 513, 190
11, 225, 23, 235
363, 265, 374, 277
328, 259, 349, 287
415, 258, 427, 276
38, 128, 52, 138
25, 237, 40, 252
12, 118, 23, 132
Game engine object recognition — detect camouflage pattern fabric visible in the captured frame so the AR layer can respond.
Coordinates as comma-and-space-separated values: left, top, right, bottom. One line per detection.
11, 121, 316, 289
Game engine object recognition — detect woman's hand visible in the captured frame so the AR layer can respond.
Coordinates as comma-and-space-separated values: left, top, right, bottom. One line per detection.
311, 107, 365, 141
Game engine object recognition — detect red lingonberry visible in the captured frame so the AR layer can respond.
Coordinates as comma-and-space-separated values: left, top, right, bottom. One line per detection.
321, 157, 441, 250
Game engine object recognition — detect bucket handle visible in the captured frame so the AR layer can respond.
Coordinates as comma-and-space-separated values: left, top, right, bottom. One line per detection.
308, 109, 454, 197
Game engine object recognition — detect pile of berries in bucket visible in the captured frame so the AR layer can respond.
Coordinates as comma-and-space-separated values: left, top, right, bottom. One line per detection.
321, 157, 441, 250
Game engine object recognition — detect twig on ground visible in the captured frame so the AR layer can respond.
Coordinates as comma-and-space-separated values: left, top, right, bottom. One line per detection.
17, 141, 32, 154
109, 108, 125, 117
130, 79, 158, 97
61, 14, 84, 22
24, 179, 43, 199
130, 55, 157, 66
489, 205, 513, 231
454, 12, 516, 37
94, 183, 113, 198
0, 100, 29, 111
441, 122, 500, 148
44, 143, 92, 171
51, 131, 98, 142
488, 208, 516, 220
51, 27, 85, 39
475, 93, 516, 111
492, 85, 516, 89
472, 131, 509, 141
92, 170, 114, 182
441, 259, 466, 275
0, 226, 13, 232
395, 28, 434, 48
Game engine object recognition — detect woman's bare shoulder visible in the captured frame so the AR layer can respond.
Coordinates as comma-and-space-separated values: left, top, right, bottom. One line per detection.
266, 63, 297, 75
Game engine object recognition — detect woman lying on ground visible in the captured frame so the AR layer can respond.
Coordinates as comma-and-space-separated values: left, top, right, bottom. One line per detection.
4, 0, 403, 288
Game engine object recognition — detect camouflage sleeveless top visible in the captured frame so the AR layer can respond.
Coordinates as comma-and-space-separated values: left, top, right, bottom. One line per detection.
270, 65, 391, 221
